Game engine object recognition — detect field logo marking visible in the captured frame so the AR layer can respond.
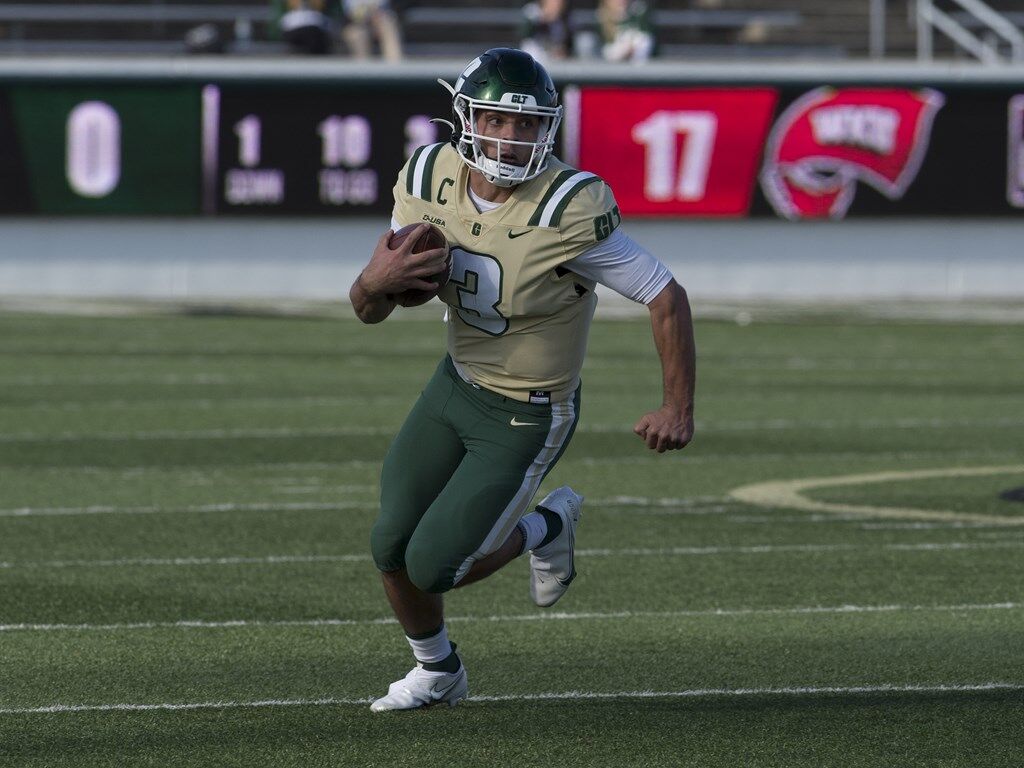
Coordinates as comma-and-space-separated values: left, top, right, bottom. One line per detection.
729, 465, 1024, 525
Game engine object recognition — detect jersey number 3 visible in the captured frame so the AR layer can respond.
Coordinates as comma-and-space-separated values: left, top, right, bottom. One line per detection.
450, 247, 509, 336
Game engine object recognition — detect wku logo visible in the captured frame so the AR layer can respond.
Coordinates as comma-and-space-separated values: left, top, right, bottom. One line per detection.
760, 87, 945, 219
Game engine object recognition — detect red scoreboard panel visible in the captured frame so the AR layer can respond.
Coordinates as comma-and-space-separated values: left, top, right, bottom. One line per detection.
572, 87, 778, 217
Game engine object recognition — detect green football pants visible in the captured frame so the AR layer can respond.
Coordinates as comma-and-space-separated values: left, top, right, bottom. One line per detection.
370, 356, 581, 593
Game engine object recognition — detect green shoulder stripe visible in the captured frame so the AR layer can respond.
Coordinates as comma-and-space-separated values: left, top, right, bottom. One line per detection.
528, 169, 577, 227
547, 176, 601, 227
528, 170, 602, 228
405, 143, 445, 201
419, 143, 444, 202
405, 145, 426, 198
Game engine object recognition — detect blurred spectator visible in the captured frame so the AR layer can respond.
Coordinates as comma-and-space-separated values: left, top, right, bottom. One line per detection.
184, 23, 227, 54
597, 0, 655, 62
692, 0, 769, 46
520, 0, 575, 65
341, 0, 403, 61
271, 0, 340, 55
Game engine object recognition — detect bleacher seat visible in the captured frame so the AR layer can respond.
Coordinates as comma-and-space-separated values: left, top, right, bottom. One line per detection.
2, 0, 1016, 60
0, 1, 273, 54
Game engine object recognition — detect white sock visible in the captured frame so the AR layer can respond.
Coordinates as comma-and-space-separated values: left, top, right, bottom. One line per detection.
517, 511, 548, 554
407, 623, 452, 665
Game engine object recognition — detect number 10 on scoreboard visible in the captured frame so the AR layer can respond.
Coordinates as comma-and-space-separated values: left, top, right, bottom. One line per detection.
199, 84, 435, 214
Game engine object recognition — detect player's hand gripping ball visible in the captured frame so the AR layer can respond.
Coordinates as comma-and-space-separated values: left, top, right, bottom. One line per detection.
389, 223, 452, 307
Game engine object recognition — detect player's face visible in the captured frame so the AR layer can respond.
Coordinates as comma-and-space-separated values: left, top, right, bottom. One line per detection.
475, 110, 542, 166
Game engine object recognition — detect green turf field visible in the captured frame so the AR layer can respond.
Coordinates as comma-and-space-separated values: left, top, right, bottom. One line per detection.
1, 306, 1022, 767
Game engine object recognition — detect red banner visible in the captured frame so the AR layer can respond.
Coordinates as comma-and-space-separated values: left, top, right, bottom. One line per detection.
760, 88, 944, 219
573, 87, 778, 216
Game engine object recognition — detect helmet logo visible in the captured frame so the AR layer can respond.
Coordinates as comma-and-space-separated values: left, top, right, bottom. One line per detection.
501, 93, 537, 107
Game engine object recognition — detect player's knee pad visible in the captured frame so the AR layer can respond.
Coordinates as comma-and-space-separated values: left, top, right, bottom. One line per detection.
404, 540, 456, 594
369, 518, 408, 573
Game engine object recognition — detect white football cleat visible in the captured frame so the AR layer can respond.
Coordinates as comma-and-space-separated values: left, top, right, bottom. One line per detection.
369, 663, 468, 712
529, 486, 584, 607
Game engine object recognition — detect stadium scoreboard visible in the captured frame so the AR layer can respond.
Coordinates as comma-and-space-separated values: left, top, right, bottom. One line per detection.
0, 85, 199, 214
0, 82, 446, 216
206, 85, 445, 215
0, 77, 1021, 219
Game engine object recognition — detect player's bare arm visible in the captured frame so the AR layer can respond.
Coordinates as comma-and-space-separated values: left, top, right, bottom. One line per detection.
349, 223, 448, 324
634, 279, 696, 453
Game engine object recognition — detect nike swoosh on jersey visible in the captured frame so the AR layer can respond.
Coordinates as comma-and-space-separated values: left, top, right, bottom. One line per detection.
507, 230, 532, 239
510, 417, 540, 427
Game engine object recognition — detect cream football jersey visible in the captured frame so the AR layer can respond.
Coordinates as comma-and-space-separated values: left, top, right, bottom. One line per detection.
392, 143, 622, 403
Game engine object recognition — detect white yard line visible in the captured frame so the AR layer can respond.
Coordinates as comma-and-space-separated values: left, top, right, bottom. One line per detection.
0, 374, 246, 386
591, 495, 728, 507
583, 417, 1024, 433
726, 515, 867, 524
568, 496, 734, 516
2, 602, 1019, 634
7, 462, 350, 475
0, 501, 371, 518
0, 496, 724, 518
2, 417, 1023, 443
0, 426, 390, 442
0, 554, 372, 569
6, 491, 1011, 520
3, 396, 405, 412
6, 451, 1016, 475
730, 465, 1024, 526
1, 682, 1020, 715
577, 542, 1024, 556
1, 541, 1020, 571
575, 450, 1023, 467
859, 521, 1019, 530
274, 486, 368, 495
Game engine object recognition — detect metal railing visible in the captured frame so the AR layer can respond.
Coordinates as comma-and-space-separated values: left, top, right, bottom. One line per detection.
915, 0, 1024, 63
870, 0, 887, 58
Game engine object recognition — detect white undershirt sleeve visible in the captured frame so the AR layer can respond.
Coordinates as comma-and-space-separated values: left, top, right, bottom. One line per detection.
564, 228, 673, 305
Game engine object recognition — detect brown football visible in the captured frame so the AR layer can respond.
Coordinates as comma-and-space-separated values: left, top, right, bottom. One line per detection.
388, 223, 452, 306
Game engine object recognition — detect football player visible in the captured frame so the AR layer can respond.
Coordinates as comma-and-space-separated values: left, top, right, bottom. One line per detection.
349, 48, 696, 711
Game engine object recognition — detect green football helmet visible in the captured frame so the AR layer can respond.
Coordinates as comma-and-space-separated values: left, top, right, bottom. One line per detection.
439, 48, 563, 187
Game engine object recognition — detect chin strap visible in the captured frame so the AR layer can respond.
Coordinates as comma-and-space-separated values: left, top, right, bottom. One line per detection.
483, 173, 520, 189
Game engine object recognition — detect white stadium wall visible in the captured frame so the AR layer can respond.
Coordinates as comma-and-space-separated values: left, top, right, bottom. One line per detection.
1, 217, 1023, 302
